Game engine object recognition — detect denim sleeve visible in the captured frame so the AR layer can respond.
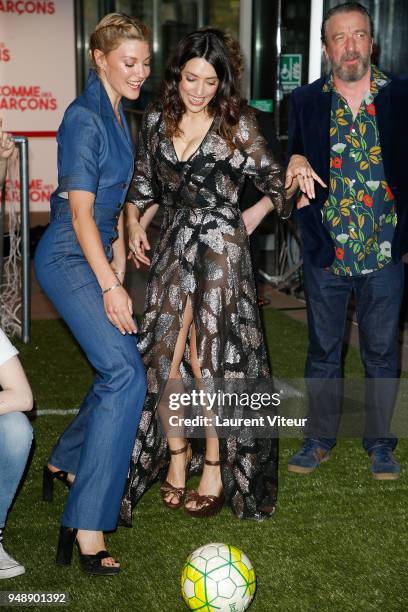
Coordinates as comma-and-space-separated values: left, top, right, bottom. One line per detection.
126, 110, 157, 213
58, 105, 103, 194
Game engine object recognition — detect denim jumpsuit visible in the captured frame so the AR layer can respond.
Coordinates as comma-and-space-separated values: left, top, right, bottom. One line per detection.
34, 70, 147, 531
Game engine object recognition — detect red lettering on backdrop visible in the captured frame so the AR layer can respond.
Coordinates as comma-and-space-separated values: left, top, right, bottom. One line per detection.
5, 177, 55, 204
0, 84, 57, 111
0, 1, 55, 14
0, 86, 41, 96
0, 43, 11, 61
1, 0, 75, 210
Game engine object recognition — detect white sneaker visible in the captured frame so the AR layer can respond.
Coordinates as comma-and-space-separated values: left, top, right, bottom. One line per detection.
0, 542, 25, 579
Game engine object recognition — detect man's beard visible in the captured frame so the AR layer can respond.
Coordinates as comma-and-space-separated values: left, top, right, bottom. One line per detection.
330, 51, 371, 82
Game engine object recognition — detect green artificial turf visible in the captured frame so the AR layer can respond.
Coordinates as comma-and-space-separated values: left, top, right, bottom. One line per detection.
5, 310, 407, 611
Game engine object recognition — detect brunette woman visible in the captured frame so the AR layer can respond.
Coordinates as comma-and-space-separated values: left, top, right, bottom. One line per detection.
121, 29, 296, 523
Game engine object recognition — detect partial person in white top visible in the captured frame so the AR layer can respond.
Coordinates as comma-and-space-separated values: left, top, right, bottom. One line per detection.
0, 123, 34, 579
0, 329, 34, 581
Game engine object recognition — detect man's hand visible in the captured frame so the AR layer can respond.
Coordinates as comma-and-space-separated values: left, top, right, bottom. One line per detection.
285, 154, 327, 199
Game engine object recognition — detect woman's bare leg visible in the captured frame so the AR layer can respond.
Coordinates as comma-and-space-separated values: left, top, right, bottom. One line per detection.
161, 298, 194, 505
184, 324, 223, 510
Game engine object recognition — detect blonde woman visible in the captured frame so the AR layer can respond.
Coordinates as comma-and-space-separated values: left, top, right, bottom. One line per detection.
34, 14, 150, 575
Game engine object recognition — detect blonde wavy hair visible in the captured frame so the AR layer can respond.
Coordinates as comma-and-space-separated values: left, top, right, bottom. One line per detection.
89, 13, 150, 69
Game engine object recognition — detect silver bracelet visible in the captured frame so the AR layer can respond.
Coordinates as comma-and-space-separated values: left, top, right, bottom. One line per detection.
102, 282, 121, 295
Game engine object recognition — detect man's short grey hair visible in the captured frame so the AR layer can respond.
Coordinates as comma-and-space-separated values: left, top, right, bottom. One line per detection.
321, 2, 374, 44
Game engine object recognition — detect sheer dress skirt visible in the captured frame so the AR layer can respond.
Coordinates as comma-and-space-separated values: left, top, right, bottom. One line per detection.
120, 204, 279, 524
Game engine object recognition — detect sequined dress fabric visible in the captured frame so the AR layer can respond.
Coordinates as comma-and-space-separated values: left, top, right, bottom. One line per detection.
120, 106, 285, 523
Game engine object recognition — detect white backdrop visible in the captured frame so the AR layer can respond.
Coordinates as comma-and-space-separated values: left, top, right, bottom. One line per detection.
0, 0, 76, 211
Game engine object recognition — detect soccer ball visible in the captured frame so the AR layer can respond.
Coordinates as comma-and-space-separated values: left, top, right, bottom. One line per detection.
181, 543, 256, 611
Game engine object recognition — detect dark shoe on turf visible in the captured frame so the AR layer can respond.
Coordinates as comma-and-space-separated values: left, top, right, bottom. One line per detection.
370, 447, 400, 481
288, 440, 330, 474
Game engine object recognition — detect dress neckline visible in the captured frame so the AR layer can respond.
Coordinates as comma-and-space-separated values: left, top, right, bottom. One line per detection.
171, 119, 214, 164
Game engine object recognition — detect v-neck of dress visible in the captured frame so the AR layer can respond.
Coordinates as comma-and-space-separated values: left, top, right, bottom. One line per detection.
171, 119, 214, 164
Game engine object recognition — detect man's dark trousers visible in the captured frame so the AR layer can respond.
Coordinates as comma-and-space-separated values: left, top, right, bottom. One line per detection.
302, 259, 403, 452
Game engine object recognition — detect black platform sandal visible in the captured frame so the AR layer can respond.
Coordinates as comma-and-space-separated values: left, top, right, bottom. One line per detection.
42, 466, 72, 502
56, 526, 120, 576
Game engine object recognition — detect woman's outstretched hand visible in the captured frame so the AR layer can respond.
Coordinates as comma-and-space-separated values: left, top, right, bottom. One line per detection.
128, 220, 151, 269
103, 285, 137, 335
0, 119, 15, 160
285, 154, 327, 199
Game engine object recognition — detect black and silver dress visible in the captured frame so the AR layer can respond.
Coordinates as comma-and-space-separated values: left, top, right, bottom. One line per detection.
120, 106, 285, 524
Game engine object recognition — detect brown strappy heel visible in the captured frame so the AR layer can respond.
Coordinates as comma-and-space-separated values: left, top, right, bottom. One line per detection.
160, 442, 192, 510
184, 458, 224, 518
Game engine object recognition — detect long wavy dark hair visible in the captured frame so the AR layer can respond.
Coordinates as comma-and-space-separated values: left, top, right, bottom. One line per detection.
161, 28, 246, 146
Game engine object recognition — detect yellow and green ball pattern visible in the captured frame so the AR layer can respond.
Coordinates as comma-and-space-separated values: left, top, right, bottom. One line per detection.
181, 543, 256, 611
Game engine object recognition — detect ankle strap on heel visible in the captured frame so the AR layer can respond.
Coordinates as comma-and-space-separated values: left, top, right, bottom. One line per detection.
169, 443, 189, 456
204, 459, 221, 466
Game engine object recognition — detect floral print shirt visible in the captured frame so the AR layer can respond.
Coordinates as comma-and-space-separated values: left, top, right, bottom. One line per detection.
322, 65, 396, 276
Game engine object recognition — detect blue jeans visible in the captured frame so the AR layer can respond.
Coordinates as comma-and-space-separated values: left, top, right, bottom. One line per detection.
0, 412, 33, 528
303, 261, 404, 453
34, 220, 147, 531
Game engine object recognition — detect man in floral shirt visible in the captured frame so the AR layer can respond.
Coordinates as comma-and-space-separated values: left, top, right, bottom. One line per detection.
286, 2, 408, 478
322, 65, 396, 276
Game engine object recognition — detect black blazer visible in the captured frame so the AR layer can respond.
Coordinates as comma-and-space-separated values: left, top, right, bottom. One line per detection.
288, 75, 408, 267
